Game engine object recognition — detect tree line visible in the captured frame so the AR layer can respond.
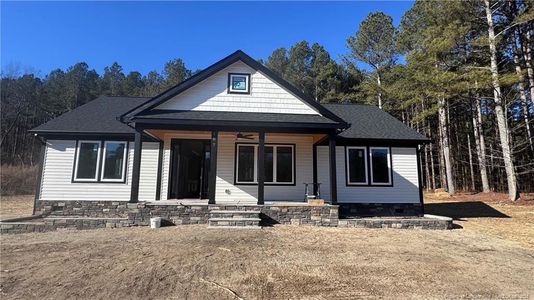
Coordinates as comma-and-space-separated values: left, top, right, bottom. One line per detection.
1, 0, 533, 199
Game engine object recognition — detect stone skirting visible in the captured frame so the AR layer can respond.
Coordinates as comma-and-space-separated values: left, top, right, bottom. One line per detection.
260, 205, 339, 226
339, 203, 424, 217
338, 215, 452, 230
1, 200, 451, 234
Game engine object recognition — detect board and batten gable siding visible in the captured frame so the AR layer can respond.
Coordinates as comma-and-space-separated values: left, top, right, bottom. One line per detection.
317, 146, 420, 203
157, 131, 314, 203
155, 61, 319, 115
39, 140, 159, 201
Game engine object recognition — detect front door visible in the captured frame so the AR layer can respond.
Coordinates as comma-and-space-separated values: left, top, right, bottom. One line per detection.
169, 139, 211, 199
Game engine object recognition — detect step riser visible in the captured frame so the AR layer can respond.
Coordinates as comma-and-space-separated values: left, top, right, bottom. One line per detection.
209, 220, 260, 227
209, 213, 260, 219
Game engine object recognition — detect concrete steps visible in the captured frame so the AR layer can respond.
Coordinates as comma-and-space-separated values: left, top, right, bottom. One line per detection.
208, 210, 261, 228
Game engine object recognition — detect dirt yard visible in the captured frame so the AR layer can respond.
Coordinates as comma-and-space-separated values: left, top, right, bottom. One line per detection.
1, 194, 533, 299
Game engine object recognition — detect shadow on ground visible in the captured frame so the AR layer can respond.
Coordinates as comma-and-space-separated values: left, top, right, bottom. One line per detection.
425, 201, 510, 220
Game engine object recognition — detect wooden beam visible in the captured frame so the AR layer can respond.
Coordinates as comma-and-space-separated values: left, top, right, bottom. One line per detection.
257, 131, 265, 205
208, 130, 218, 204
328, 132, 338, 204
130, 129, 143, 203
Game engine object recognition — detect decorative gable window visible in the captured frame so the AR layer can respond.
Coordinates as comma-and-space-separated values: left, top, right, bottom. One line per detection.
228, 73, 250, 94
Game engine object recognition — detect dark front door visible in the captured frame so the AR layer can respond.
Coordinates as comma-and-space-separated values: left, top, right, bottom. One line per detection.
169, 139, 211, 199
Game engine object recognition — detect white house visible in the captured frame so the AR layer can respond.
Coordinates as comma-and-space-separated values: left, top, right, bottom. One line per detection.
29, 50, 430, 227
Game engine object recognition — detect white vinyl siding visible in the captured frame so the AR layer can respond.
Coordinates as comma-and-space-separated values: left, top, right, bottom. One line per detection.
39, 140, 159, 201
318, 146, 420, 203
155, 61, 319, 115
157, 131, 313, 203
138, 142, 160, 201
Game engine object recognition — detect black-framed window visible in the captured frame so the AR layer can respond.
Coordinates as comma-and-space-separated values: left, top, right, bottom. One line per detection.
346, 147, 368, 185
370, 147, 392, 185
237, 145, 255, 183
73, 140, 128, 183
74, 141, 101, 181
228, 73, 250, 94
101, 141, 128, 182
235, 144, 295, 185
345, 146, 392, 186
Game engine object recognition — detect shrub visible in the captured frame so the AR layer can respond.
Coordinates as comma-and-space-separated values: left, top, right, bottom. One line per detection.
1, 165, 38, 196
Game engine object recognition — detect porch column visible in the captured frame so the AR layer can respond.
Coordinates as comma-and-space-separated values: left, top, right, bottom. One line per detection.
257, 131, 265, 205
328, 132, 338, 204
208, 130, 218, 205
130, 129, 143, 203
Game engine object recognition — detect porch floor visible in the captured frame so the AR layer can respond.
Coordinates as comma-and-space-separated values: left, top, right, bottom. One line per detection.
147, 200, 333, 207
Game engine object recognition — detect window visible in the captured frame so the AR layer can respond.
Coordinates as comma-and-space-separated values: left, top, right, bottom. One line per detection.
228, 73, 250, 94
346, 147, 368, 185
73, 141, 101, 181
237, 145, 255, 182
101, 141, 127, 182
236, 144, 294, 184
370, 147, 392, 185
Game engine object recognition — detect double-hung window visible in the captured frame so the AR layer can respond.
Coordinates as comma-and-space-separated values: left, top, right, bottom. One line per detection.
73, 140, 128, 182
345, 146, 392, 186
236, 144, 294, 185
74, 141, 102, 181
369, 147, 392, 185
101, 141, 128, 182
346, 147, 368, 185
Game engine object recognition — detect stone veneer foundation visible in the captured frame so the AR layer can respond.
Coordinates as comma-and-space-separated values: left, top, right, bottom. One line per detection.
0, 200, 451, 234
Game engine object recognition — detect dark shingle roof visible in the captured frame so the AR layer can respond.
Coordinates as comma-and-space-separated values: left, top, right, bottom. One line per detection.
136, 109, 338, 125
30, 96, 150, 134
324, 103, 430, 142
31, 97, 429, 143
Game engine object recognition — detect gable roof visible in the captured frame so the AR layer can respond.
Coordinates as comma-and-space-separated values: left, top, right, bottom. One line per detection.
324, 103, 430, 142
121, 50, 347, 127
30, 96, 150, 135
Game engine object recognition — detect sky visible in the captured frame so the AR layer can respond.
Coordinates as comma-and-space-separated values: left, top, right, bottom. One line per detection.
1, 1, 413, 77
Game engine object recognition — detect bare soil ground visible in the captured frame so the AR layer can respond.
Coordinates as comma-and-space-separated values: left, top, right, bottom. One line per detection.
1, 194, 533, 300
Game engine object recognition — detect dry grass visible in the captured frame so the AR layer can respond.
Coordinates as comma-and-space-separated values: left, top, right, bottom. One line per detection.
1, 195, 533, 299
0, 195, 33, 220
0, 165, 37, 196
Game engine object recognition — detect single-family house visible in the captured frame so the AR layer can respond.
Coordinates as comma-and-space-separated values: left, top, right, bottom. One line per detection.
28, 50, 433, 229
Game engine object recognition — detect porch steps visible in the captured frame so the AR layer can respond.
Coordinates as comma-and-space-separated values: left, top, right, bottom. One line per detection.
208, 210, 261, 228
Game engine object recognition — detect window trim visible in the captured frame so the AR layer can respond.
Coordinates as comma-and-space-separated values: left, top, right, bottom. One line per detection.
100, 141, 128, 183
345, 146, 368, 186
234, 143, 295, 186
227, 73, 251, 94
72, 140, 102, 182
369, 146, 392, 186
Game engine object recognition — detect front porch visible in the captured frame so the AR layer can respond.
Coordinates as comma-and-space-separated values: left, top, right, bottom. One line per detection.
130, 128, 340, 206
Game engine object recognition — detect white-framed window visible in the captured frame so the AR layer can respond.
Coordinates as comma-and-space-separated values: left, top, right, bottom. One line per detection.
346, 146, 368, 185
73, 140, 102, 182
228, 73, 250, 94
101, 141, 128, 182
369, 147, 392, 185
235, 144, 294, 185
